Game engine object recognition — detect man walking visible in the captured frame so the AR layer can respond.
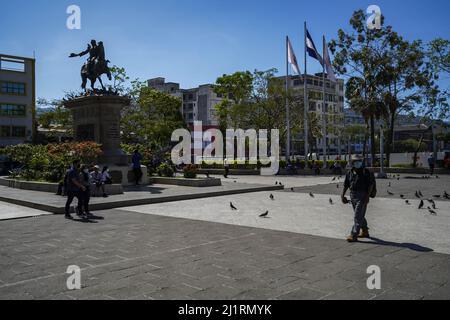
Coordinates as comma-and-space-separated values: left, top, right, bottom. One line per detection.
132, 149, 143, 185
65, 160, 86, 220
341, 155, 377, 243
428, 153, 436, 176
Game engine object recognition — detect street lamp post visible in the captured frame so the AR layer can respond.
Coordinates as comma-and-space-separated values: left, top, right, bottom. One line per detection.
378, 124, 387, 179
432, 124, 438, 164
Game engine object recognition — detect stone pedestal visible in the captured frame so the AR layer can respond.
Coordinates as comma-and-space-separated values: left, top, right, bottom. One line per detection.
65, 96, 130, 166
65, 95, 149, 186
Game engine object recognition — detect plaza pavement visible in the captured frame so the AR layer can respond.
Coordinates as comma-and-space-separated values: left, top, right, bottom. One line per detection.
0, 174, 449, 300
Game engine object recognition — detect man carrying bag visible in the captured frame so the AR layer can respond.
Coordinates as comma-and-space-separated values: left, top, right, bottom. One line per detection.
341, 155, 377, 243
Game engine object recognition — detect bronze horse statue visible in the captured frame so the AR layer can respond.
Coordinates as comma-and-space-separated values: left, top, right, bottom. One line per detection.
70, 40, 112, 92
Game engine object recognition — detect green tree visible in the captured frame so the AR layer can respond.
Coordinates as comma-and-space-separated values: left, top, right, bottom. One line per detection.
121, 87, 186, 151
37, 98, 73, 141
109, 65, 130, 94
330, 10, 390, 165
213, 69, 313, 155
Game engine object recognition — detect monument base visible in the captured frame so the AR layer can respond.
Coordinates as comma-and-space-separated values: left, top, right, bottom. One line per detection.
108, 165, 149, 186
65, 95, 130, 166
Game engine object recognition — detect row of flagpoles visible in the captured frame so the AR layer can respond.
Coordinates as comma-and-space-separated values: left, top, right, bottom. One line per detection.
285, 22, 336, 163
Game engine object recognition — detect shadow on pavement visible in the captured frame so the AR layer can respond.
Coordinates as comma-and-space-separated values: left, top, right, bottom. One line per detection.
123, 185, 166, 194
362, 237, 434, 253
72, 218, 99, 224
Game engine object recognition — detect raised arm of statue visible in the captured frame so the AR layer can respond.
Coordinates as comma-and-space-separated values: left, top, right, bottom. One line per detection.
69, 45, 91, 58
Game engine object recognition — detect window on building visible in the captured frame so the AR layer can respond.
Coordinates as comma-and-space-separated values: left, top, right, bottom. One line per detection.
0, 126, 11, 137
11, 126, 26, 137
1, 82, 26, 95
0, 104, 26, 116
0, 57, 25, 72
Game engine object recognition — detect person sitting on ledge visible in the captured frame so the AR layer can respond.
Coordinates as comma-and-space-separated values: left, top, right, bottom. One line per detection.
91, 165, 109, 198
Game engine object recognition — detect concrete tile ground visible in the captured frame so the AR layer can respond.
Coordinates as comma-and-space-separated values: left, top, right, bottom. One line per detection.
0, 174, 449, 300
0, 208, 449, 300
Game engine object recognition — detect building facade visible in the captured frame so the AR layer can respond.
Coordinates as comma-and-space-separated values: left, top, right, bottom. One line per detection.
0, 54, 36, 147
147, 78, 222, 128
284, 73, 345, 155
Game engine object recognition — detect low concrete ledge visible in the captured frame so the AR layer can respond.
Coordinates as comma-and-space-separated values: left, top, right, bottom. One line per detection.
198, 169, 260, 176
0, 177, 59, 193
0, 183, 284, 215
368, 167, 450, 175
149, 177, 222, 187
0, 177, 124, 195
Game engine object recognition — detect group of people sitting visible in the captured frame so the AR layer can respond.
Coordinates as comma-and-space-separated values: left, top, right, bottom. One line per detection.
63, 159, 112, 220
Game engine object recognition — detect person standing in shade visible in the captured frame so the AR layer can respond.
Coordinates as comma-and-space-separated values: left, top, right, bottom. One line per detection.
341, 155, 377, 243
428, 153, 436, 176
80, 165, 93, 217
65, 160, 86, 220
132, 150, 143, 185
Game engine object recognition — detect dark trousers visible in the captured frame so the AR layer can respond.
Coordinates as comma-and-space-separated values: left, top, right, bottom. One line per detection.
82, 187, 91, 213
430, 165, 435, 176
224, 167, 230, 178
350, 192, 369, 237
133, 167, 143, 184
65, 191, 83, 216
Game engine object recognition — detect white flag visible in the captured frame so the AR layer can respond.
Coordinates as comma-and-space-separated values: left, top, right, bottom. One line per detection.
323, 38, 336, 82
287, 37, 301, 75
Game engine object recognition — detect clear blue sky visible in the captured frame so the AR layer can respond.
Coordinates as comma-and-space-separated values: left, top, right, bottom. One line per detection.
1, 0, 449, 100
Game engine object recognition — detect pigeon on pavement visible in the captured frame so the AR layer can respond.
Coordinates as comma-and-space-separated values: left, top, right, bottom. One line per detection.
230, 202, 238, 210
419, 200, 424, 210
259, 211, 269, 218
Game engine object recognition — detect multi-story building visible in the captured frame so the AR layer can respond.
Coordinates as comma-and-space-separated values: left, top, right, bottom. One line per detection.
283, 73, 345, 155
147, 78, 222, 128
0, 54, 36, 146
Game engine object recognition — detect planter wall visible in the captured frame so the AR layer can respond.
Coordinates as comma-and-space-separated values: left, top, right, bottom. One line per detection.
0, 177, 124, 195
150, 177, 222, 187
198, 169, 260, 176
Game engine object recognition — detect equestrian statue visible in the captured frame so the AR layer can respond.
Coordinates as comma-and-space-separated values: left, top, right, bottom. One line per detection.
69, 40, 112, 92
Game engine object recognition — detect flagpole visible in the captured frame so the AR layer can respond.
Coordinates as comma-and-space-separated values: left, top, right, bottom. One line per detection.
304, 22, 309, 161
286, 36, 291, 162
322, 35, 327, 169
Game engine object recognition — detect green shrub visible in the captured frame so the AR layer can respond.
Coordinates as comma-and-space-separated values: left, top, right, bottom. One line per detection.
183, 164, 198, 179
2, 142, 102, 182
157, 163, 174, 177
392, 163, 414, 168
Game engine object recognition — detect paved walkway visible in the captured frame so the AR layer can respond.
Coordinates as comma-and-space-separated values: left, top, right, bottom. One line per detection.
122, 190, 450, 255
0, 181, 281, 216
1, 174, 449, 300
0, 209, 449, 300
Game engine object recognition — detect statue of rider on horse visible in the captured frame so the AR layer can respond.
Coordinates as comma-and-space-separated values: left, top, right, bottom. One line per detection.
69, 40, 112, 92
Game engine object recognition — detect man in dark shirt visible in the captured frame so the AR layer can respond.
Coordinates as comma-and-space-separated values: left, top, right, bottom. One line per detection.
132, 150, 143, 185
342, 155, 377, 242
65, 160, 86, 219
428, 154, 436, 176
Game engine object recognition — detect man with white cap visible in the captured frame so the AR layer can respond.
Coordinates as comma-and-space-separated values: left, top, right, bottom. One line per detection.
341, 155, 377, 242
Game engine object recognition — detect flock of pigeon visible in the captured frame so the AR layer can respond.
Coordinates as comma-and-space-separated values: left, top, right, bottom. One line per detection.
384, 175, 449, 216
228, 175, 448, 219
